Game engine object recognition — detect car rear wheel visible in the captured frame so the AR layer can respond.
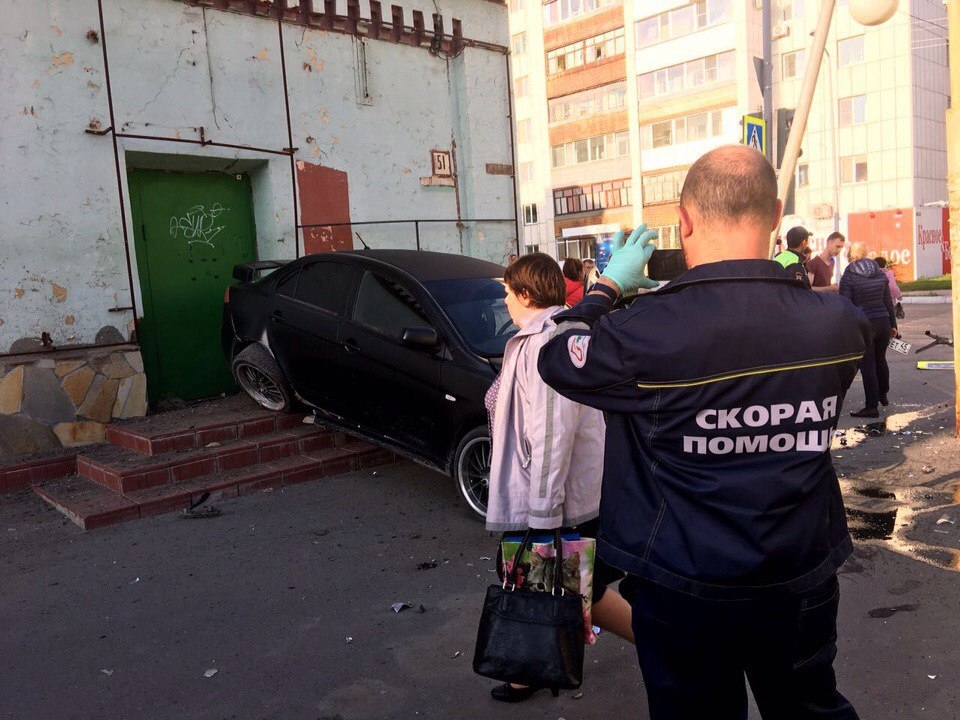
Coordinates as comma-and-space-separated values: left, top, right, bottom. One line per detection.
453, 426, 490, 520
232, 344, 292, 412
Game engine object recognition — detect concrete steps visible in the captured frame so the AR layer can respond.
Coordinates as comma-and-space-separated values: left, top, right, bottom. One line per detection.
18, 399, 396, 530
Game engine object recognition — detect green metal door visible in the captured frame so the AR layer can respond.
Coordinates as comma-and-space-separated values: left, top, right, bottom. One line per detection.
128, 170, 257, 403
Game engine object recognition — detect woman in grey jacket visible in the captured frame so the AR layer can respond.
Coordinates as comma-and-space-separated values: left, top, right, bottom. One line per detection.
483, 253, 634, 703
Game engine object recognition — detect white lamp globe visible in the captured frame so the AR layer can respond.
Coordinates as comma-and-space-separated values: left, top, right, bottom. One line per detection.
847, 0, 898, 26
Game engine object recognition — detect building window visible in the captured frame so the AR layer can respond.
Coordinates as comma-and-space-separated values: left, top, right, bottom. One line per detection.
650, 224, 681, 249
641, 107, 728, 149
553, 180, 632, 216
635, 0, 733, 49
641, 168, 688, 204
517, 118, 533, 142
522, 203, 538, 225
512, 32, 527, 56
543, 0, 616, 28
514, 76, 529, 98
547, 28, 625, 75
838, 95, 866, 127
840, 155, 868, 183
838, 36, 865, 67
781, 0, 803, 21
548, 82, 626, 123
797, 163, 809, 188
551, 131, 630, 168
782, 50, 806, 80
519, 162, 534, 184
637, 51, 736, 99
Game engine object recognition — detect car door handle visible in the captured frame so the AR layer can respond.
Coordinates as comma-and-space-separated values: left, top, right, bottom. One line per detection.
341, 338, 359, 353
271, 310, 284, 324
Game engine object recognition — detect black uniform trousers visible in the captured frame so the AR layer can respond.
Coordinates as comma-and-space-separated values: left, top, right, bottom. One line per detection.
624, 574, 859, 720
859, 316, 892, 409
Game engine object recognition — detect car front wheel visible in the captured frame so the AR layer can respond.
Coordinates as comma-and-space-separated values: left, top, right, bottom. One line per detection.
453, 426, 490, 520
232, 344, 293, 412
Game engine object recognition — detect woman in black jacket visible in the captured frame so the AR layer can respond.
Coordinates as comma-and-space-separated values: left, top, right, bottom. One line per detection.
838, 247, 898, 417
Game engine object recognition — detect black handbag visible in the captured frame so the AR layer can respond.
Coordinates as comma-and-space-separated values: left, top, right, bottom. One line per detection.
472, 530, 584, 690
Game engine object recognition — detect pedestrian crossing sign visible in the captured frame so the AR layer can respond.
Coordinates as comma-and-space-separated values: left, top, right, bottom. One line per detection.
742, 115, 766, 155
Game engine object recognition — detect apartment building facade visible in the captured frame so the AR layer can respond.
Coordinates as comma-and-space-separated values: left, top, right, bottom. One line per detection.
510, 0, 949, 262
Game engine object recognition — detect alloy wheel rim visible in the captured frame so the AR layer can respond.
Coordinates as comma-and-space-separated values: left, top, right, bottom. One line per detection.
458, 436, 490, 517
237, 364, 285, 410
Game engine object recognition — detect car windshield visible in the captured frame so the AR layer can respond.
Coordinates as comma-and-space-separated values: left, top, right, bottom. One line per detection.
424, 278, 518, 357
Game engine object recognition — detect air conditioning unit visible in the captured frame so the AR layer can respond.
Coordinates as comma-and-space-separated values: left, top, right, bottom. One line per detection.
772, 22, 791, 39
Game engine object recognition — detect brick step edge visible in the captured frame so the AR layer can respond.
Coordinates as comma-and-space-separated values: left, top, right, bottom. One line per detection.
78, 427, 364, 494
35, 444, 397, 531
105, 411, 309, 456
1, 454, 78, 495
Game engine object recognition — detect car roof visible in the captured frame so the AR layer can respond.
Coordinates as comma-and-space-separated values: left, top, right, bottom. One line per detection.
333, 249, 506, 282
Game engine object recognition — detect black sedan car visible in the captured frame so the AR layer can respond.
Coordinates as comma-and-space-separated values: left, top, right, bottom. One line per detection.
221, 250, 517, 518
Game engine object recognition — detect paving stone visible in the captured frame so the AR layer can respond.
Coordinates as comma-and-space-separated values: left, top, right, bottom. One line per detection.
54, 360, 86, 378
61, 367, 96, 407
8, 338, 43, 354
0, 415, 61, 458
0, 366, 24, 415
117, 373, 147, 419
92, 354, 136, 380
125, 351, 144, 374
77, 376, 120, 423
53, 421, 106, 447
95, 326, 125, 345
21, 366, 75, 424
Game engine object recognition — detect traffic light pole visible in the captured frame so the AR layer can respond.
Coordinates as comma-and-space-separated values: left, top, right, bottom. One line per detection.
770, 0, 836, 258
947, 0, 960, 437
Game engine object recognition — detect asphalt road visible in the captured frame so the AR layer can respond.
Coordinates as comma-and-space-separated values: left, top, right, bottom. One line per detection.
1, 303, 958, 720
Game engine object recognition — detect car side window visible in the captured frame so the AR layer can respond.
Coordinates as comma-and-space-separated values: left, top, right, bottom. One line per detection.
352, 271, 432, 340
294, 261, 352, 314
275, 269, 300, 298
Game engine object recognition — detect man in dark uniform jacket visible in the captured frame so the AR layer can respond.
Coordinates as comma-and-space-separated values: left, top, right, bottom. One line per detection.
538, 146, 872, 720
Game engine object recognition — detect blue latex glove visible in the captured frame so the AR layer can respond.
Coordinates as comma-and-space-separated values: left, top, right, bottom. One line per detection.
600, 224, 659, 294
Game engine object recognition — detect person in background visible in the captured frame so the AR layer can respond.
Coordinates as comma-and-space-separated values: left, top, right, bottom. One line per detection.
839, 245, 898, 417
582, 258, 600, 294
774, 226, 811, 285
808, 231, 845, 292
562, 257, 584, 306
484, 253, 635, 703
875, 256, 905, 319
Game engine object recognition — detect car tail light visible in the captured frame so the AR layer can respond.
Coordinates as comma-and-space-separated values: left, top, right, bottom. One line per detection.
223, 287, 231, 303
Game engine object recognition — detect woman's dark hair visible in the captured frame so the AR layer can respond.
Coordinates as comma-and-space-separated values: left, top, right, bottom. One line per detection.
562, 257, 583, 282
875, 256, 887, 268
503, 253, 566, 309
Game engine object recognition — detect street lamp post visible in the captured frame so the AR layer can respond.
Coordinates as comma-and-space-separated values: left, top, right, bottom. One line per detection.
948, 0, 960, 437
822, 46, 840, 234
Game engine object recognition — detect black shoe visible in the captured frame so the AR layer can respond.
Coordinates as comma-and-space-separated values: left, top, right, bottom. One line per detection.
850, 407, 880, 418
880, 394, 889, 406
490, 683, 559, 702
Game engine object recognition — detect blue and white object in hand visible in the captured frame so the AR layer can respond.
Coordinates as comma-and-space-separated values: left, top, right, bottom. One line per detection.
600, 224, 659, 294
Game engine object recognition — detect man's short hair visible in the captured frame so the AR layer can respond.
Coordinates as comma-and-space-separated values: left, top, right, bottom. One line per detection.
679, 146, 778, 225
785, 226, 811, 249
503, 252, 566, 308
827, 231, 846, 243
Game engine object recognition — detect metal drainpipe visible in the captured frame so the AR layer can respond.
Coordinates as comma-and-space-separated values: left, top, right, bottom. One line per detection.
96, 0, 140, 343
275, 3, 301, 258
504, 51, 520, 255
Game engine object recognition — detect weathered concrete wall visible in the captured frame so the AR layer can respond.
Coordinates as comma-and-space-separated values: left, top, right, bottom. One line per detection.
1, 0, 514, 357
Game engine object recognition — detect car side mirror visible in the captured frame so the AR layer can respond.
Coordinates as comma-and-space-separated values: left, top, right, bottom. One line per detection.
401, 327, 439, 351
